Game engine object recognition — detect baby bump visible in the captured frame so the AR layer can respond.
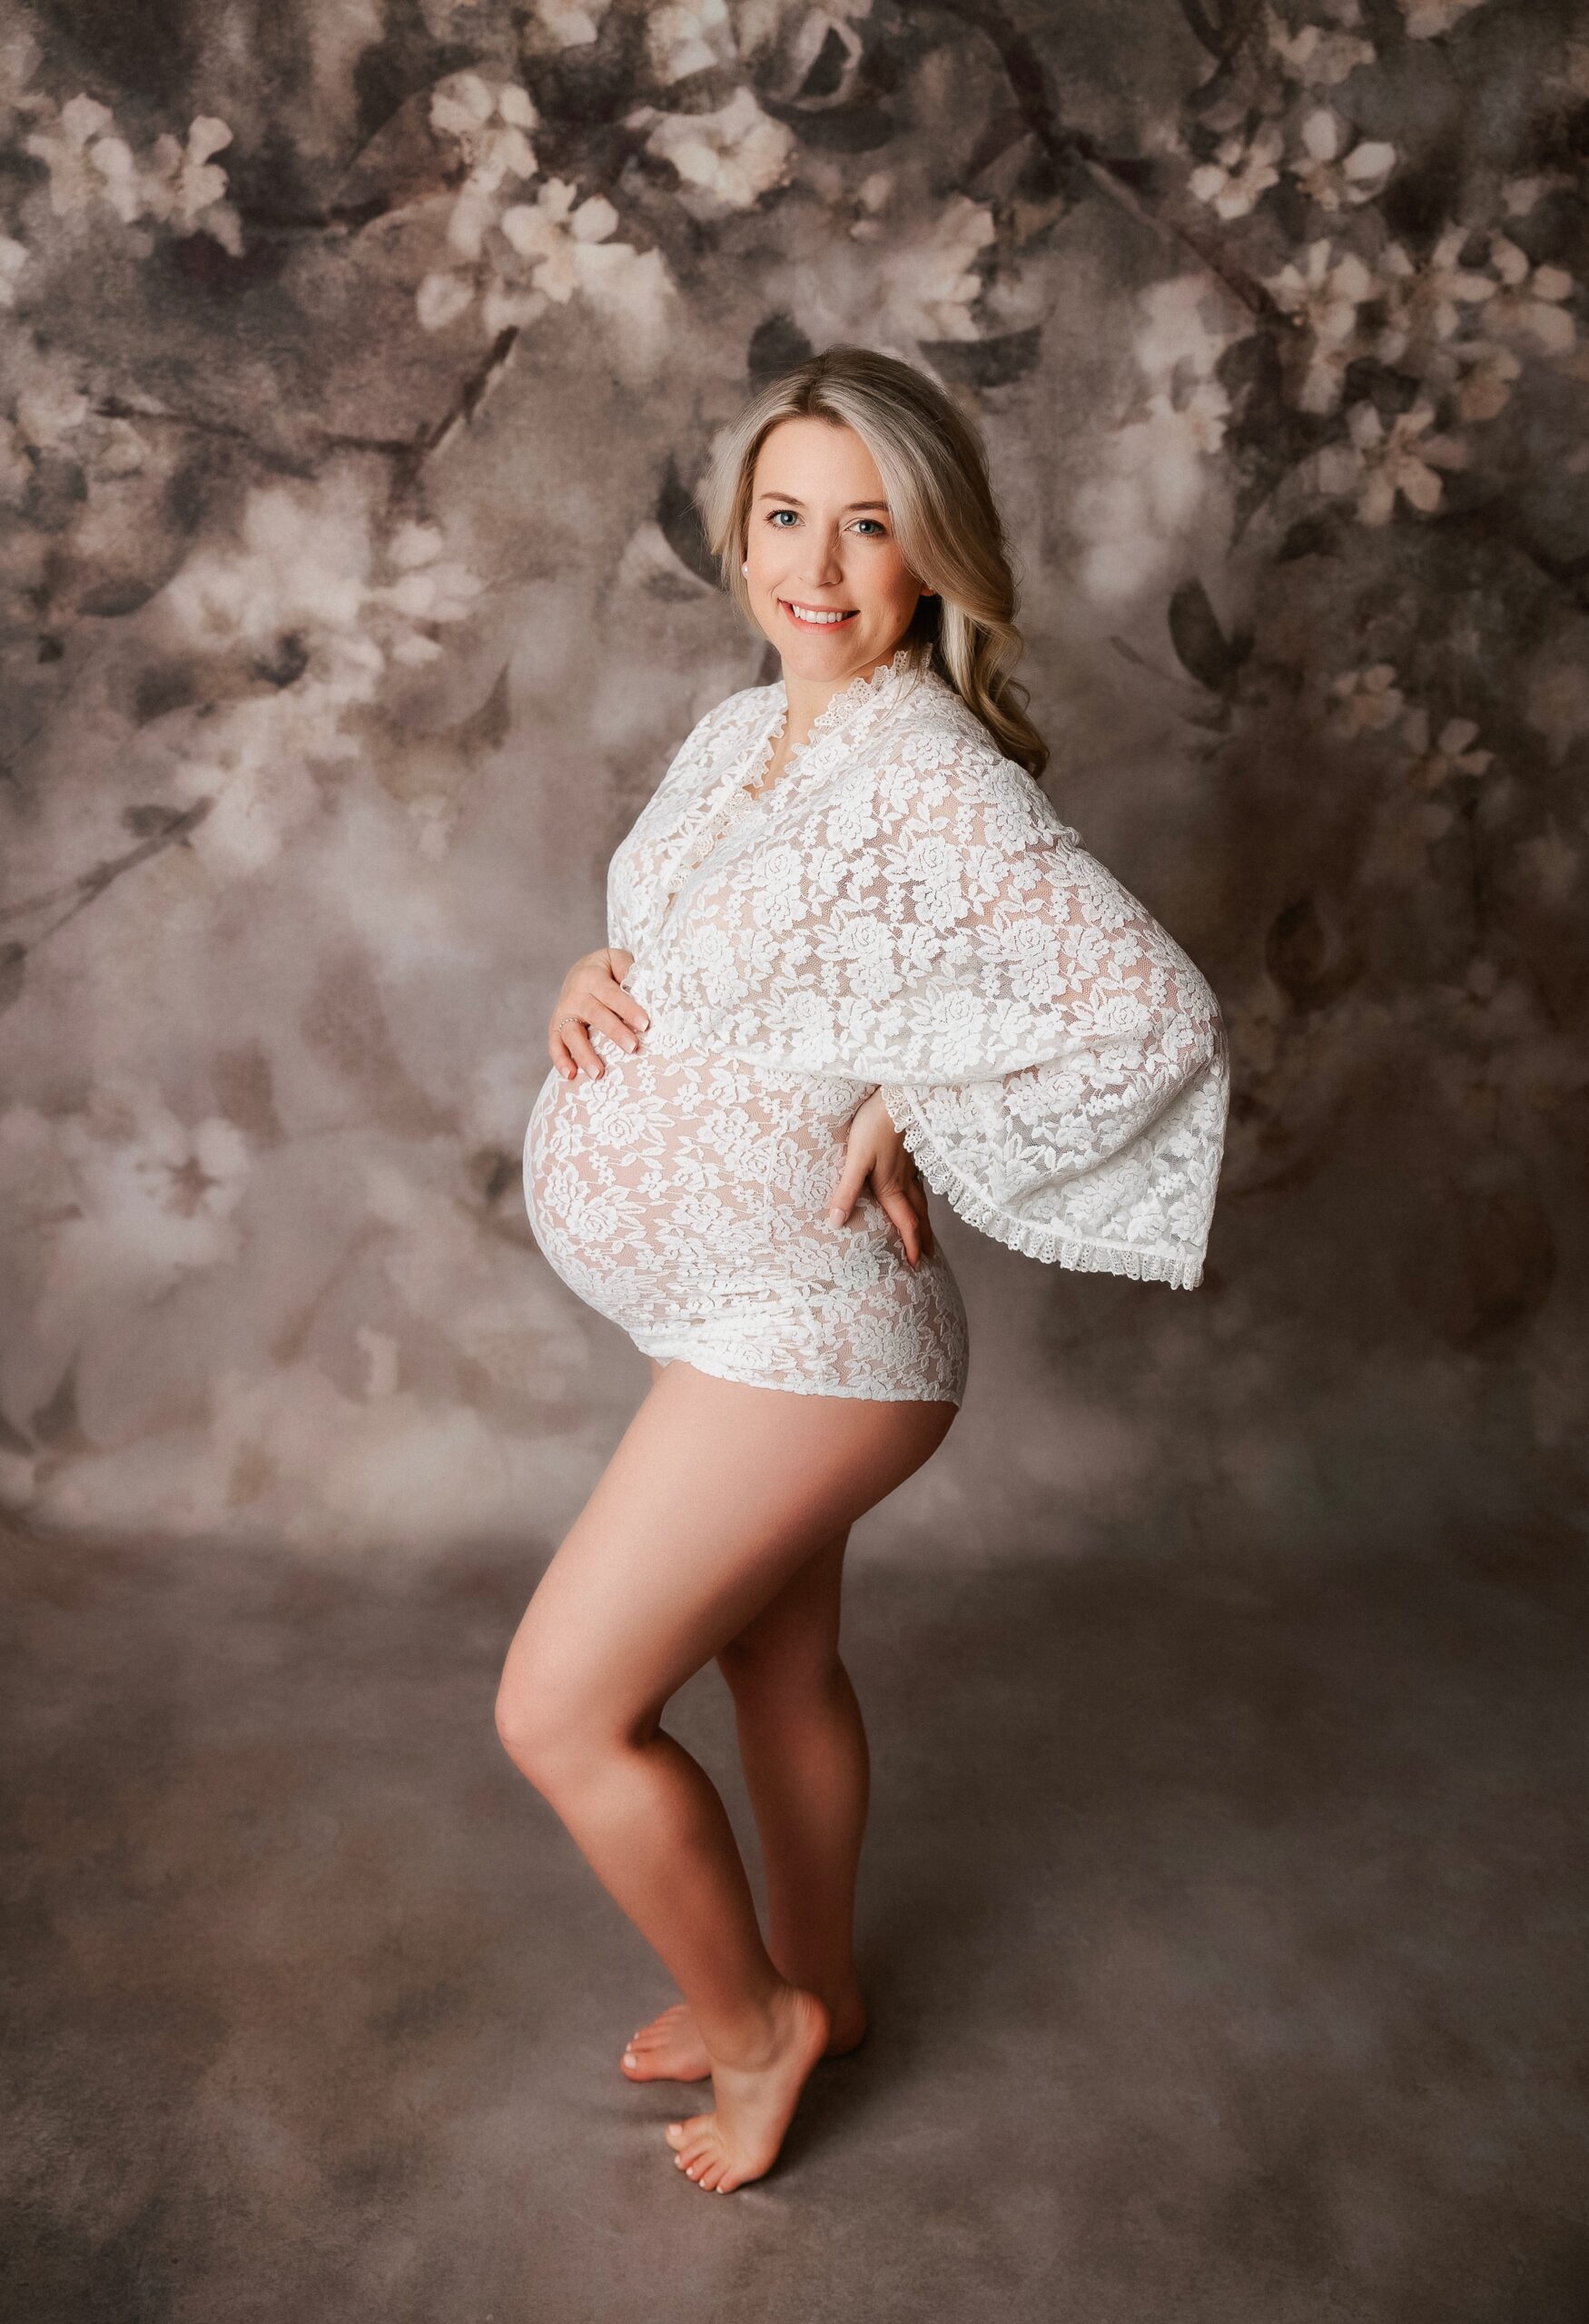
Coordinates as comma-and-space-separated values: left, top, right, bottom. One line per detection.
521, 1024, 883, 1333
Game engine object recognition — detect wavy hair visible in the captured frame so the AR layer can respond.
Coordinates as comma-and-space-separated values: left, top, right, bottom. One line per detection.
696, 345, 1049, 782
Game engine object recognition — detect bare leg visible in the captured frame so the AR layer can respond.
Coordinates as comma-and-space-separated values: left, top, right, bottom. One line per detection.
495, 1355, 955, 2191
621, 1523, 871, 2083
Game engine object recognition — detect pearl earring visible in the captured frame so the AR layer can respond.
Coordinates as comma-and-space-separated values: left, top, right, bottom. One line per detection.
741, 561, 749, 575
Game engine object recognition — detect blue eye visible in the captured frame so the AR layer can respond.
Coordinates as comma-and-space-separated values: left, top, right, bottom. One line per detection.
764, 511, 888, 536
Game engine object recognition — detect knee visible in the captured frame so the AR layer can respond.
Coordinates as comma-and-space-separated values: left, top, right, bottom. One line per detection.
494, 1672, 614, 1793
489, 1663, 650, 1785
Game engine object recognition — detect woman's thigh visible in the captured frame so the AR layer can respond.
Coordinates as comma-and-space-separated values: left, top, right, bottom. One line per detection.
498, 1362, 955, 1754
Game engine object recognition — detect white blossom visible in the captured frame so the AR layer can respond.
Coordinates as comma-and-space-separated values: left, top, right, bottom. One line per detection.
55, 1088, 252, 1283
635, 84, 794, 215
1265, 237, 1372, 410
1375, 226, 1495, 361
1316, 399, 1467, 524
23, 91, 242, 251
645, 0, 736, 84
499, 178, 620, 301
863, 192, 992, 341
429, 74, 538, 190
1189, 123, 1284, 221
1329, 662, 1405, 734
1399, 707, 1494, 788
1288, 107, 1396, 212
1484, 234, 1576, 357
524, 0, 616, 48
139, 117, 243, 254
1262, 5, 1375, 88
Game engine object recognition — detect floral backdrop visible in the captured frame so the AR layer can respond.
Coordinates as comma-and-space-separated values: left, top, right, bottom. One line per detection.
1, 0, 1584, 1564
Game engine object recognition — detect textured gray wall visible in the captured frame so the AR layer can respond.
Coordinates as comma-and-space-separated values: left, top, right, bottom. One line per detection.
1, 0, 1583, 1564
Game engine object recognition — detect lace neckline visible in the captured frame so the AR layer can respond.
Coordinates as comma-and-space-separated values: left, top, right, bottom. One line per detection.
743, 643, 919, 803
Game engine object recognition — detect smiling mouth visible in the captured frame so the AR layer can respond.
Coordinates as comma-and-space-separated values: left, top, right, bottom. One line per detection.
780, 599, 859, 627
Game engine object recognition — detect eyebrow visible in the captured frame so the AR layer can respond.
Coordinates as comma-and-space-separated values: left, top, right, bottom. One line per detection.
754, 492, 891, 512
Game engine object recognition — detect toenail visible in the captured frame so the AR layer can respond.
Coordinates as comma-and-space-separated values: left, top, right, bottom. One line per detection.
623, 2052, 637, 2066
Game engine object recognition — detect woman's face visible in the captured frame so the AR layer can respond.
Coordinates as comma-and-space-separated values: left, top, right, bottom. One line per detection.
743, 415, 929, 687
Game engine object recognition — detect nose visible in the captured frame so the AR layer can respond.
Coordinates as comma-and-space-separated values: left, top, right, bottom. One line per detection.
792, 527, 845, 588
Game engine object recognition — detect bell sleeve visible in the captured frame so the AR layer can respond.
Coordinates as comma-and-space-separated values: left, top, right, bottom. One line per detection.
636, 716, 1229, 1287
852, 754, 1229, 1289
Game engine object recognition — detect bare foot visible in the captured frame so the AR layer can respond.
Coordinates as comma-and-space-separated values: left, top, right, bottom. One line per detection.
664, 1983, 830, 2193
621, 1985, 867, 2083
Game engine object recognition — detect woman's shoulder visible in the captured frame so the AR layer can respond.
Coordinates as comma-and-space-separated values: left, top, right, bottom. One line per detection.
880, 670, 1081, 844
692, 678, 775, 743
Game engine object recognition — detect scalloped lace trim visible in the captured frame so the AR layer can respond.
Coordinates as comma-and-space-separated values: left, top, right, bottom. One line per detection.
879, 1084, 1207, 1290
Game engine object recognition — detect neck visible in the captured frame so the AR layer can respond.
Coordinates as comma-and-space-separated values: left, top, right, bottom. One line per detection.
778, 642, 909, 743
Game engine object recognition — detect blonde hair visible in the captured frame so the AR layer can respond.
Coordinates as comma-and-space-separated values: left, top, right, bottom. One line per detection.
696, 345, 1049, 782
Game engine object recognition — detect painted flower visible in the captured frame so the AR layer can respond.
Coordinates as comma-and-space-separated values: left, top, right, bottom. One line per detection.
1189, 123, 1284, 220
868, 192, 994, 341
645, 0, 736, 84
1330, 662, 1405, 734
1288, 107, 1396, 212
1484, 235, 1576, 357
635, 84, 794, 215
1399, 708, 1494, 789
429, 74, 538, 191
524, 0, 616, 48
139, 116, 242, 254
1265, 237, 1373, 410
1316, 399, 1468, 524
499, 178, 621, 302
1449, 338, 1522, 422
1263, 5, 1375, 88
25, 93, 135, 218
1374, 226, 1495, 360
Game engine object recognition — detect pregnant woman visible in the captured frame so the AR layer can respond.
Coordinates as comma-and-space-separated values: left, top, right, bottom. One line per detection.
503, 345, 1230, 2194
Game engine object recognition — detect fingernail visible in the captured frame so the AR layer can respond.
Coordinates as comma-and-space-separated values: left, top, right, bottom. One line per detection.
826, 1206, 844, 1225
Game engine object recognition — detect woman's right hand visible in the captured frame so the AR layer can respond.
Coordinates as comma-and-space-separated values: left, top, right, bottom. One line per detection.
548, 947, 646, 1080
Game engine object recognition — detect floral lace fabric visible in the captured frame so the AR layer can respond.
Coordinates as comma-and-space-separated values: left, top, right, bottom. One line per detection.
522, 643, 1229, 1402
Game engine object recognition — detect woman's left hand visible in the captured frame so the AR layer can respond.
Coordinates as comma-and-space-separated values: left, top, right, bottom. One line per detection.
826, 1090, 936, 1267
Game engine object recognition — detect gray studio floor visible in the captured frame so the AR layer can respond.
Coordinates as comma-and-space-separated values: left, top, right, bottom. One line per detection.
4, 1513, 1586, 2324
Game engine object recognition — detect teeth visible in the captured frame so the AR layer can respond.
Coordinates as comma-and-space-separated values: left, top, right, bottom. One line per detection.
786, 605, 854, 625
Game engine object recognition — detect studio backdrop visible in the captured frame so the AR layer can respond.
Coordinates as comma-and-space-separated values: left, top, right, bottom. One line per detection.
0, 0, 1583, 1565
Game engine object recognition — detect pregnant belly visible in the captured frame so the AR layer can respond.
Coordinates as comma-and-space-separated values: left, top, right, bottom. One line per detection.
522, 1023, 884, 1334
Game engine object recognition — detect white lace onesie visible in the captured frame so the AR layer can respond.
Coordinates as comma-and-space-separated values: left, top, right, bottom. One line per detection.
522, 644, 1229, 1403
